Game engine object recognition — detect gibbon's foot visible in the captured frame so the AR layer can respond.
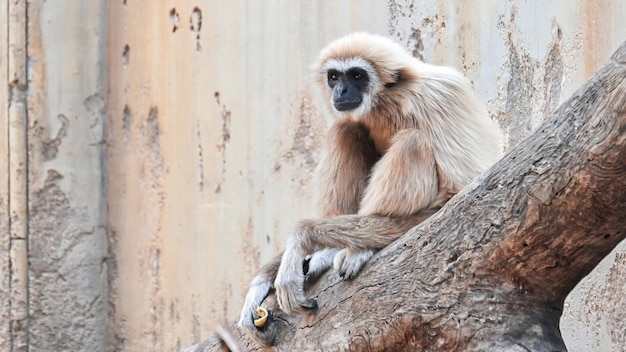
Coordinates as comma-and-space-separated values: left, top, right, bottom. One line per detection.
244, 309, 283, 347
238, 277, 273, 330
275, 280, 318, 314
275, 270, 318, 314
236, 306, 277, 346
275, 243, 320, 314
334, 248, 375, 280
303, 248, 339, 289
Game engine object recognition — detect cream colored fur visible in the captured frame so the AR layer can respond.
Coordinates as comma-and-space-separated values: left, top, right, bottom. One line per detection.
238, 33, 502, 333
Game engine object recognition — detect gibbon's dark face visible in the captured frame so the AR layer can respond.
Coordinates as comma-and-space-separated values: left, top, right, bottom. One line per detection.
327, 67, 370, 112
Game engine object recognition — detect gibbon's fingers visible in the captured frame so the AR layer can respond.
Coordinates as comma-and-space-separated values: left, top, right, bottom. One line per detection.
333, 248, 375, 280
303, 248, 340, 286
238, 253, 282, 329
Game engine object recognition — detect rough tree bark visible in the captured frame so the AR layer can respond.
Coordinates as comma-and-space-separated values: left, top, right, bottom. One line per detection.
187, 40, 626, 352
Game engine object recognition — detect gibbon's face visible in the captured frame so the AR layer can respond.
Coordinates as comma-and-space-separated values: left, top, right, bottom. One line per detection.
326, 66, 370, 112
322, 57, 380, 117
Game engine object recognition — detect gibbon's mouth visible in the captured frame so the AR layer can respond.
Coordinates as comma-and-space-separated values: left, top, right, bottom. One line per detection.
334, 100, 362, 112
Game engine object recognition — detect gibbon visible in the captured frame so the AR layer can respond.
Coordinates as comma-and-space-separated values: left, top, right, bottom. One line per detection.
238, 32, 503, 333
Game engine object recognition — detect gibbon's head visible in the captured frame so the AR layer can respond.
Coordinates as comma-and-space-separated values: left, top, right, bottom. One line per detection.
315, 32, 417, 117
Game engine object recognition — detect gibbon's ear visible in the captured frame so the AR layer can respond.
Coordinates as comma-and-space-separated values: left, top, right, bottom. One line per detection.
385, 67, 419, 89
384, 71, 401, 89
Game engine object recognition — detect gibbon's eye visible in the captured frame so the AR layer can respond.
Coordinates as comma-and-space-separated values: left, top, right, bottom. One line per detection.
327, 70, 340, 87
353, 73, 362, 80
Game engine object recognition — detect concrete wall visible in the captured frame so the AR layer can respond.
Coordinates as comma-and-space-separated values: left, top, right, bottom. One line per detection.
0, 1, 624, 351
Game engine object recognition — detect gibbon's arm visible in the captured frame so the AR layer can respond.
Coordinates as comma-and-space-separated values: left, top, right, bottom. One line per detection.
316, 118, 380, 217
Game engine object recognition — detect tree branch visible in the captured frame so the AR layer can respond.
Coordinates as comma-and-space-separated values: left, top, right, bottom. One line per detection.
186, 40, 626, 352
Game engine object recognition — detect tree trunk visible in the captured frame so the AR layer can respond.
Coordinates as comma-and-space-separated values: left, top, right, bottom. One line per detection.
186, 40, 626, 352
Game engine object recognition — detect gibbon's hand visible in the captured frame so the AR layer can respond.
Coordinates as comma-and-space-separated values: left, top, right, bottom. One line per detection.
274, 244, 318, 314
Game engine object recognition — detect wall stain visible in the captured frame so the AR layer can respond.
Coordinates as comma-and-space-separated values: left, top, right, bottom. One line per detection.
190, 7, 202, 51
145, 107, 161, 153
36, 114, 69, 161
494, 8, 564, 148
273, 94, 323, 192
138, 106, 166, 206
84, 93, 105, 118
543, 23, 564, 120
8, 78, 28, 105
112, 104, 168, 351
122, 45, 130, 68
408, 28, 425, 61
241, 217, 261, 286
150, 247, 163, 351
122, 105, 132, 136
139, 106, 165, 185
169, 8, 180, 33
214, 92, 231, 194
196, 120, 205, 191
191, 298, 201, 343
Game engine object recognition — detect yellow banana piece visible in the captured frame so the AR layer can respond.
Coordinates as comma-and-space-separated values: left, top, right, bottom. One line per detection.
253, 307, 268, 328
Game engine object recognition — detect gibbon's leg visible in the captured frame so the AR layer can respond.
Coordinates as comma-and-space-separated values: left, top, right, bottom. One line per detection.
333, 128, 443, 279
237, 252, 282, 328
275, 210, 438, 314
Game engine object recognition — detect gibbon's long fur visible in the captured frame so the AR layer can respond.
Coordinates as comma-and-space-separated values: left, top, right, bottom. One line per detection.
238, 32, 503, 339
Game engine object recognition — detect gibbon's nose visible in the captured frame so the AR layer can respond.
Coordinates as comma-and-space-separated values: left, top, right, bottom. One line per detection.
333, 83, 348, 100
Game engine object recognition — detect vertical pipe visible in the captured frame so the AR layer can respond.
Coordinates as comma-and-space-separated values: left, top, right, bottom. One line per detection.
0, 0, 11, 350
7, 0, 29, 351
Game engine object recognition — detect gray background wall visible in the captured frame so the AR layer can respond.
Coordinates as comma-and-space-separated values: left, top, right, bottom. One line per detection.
0, 1, 624, 351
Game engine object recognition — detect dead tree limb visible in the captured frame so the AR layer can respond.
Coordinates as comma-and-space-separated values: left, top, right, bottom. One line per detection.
186, 40, 626, 352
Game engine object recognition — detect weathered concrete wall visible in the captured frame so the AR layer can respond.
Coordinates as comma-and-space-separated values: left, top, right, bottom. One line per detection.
28, 2, 109, 351
1, 1, 108, 351
105, 1, 387, 350
388, 1, 626, 351
1, 1, 625, 351
28, 1, 109, 351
